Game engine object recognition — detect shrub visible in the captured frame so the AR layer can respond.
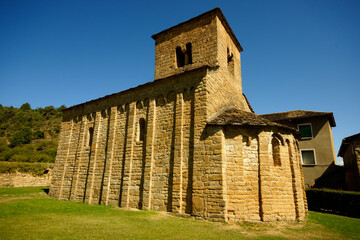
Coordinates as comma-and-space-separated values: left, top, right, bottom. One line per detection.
0, 137, 7, 152
306, 188, 360, 218
33, 130, 45, 139
9, 128, 33, 147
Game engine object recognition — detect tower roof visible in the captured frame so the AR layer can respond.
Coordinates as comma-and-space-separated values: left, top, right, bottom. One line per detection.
151, 8, 243, 52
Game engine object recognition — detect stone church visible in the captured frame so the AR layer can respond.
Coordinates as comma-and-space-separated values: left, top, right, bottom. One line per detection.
50, 8, 308, 222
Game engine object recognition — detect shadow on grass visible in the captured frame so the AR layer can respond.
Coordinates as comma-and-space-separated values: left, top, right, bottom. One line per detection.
42, 188, 49, 194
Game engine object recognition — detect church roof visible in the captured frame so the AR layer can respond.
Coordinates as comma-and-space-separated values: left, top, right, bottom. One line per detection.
151, 8, 243, 52
260, 110, 336, 127
208, 108, 299, 134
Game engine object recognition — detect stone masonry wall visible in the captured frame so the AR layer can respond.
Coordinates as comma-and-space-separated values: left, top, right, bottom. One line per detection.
216, 126, 307, 222
0, 172, 52, 188
205, 17, 250, 119
49, 69, 208, 217
153, 14, 218, 80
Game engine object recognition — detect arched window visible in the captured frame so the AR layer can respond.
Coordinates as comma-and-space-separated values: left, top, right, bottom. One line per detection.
176, 43, 192, 68
138, 118, 146, 141
272, 137, 281, 166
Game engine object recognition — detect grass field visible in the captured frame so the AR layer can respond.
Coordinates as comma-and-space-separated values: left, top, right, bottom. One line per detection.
0, 187, 359, 239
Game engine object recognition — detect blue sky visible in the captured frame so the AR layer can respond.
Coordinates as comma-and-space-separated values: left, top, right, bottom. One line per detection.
0, 0, 359, 163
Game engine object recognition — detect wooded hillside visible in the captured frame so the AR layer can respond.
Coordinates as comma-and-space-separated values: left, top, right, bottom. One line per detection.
0, 103, 65, 163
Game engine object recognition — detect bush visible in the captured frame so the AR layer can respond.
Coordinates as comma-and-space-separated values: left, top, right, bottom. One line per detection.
9, 128, 33, 147
33, 130, 45, 139
306, 188, 360, 218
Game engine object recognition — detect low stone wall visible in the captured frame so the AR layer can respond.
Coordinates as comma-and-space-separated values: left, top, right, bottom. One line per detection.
0, 171, 52, 188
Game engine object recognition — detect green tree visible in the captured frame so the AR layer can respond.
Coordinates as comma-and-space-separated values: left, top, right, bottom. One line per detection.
0, 137, 7, 152
33, 130, 45, 139
20, 103, 31, 111
9, 128, 33, 148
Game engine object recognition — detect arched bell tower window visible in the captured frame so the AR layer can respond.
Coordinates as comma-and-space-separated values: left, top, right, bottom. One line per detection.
176, 43, 192, 68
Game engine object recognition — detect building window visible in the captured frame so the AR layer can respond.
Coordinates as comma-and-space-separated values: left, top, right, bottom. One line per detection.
176, 43, 192, 68
298, 123, 313, 139
88, 127, 94, 147
301, 150, 316, 165
227, 47, 234, 73
185, 43, 192, 65
138, 118, 146, 141
272, 137, 281, 166
176, 47, 185, 67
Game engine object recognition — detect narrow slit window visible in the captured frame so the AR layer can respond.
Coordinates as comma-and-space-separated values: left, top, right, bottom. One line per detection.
186, 43, 192, 65
227, 48, 233, 63
88, 127, 94, 147
139, 118, 146, 141
227, 47, 234, 73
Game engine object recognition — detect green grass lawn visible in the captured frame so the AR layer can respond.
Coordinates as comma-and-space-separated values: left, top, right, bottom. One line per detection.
0, 187, 359, 239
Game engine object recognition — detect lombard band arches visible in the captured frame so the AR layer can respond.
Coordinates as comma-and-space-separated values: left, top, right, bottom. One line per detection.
118, 105, 124, 113
156, 94, 166, 106
124, 103, 130, 111
101, 108, 110, 118
136, 100, 143, 109
143, 98, 150, 107
167, 91, 176, 103
87, 113, 93, 121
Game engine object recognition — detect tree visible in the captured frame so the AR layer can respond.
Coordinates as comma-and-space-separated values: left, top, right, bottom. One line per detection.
57, 105, 66, 111
9, 128, 32, 147
20, 103, 31, 111
33, 130, 45, 139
